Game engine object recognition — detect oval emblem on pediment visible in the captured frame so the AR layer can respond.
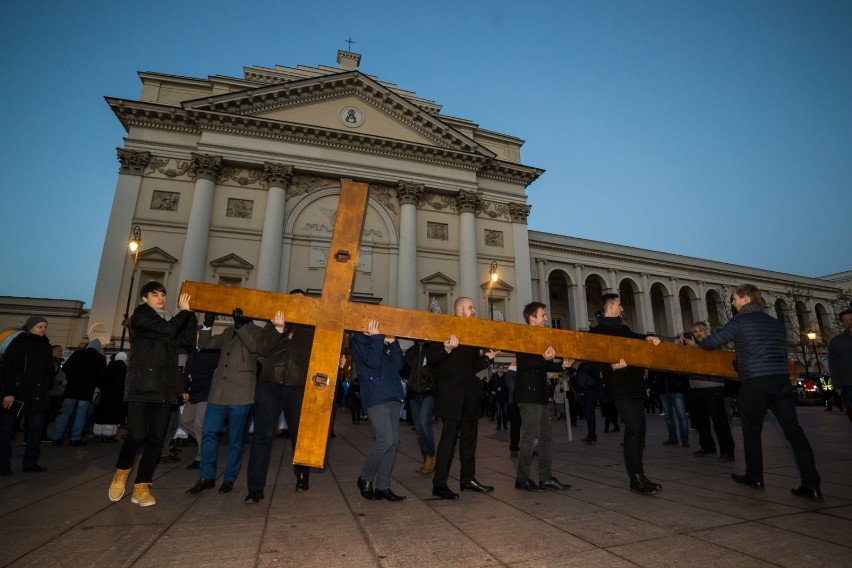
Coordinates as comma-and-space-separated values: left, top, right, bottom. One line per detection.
339, 106, 365, 128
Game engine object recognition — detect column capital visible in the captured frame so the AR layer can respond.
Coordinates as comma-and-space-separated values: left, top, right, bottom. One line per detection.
397, 181, 424, 206
508, 202, 531, 224
535, 257, 548, 265
262, 162, 294, 187
190, 153, 223, 181
116, 148, 151, 175
456, 190, 482, 214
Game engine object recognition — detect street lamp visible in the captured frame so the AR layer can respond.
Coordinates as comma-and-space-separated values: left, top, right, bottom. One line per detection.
806, 331, 823, 376
489, 261, 498, 320
119, 225, 142, 352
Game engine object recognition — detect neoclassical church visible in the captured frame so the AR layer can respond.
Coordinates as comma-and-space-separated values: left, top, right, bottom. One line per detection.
85, 50, 848, 369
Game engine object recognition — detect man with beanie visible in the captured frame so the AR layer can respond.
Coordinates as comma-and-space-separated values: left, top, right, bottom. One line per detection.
52, 338, 107, 446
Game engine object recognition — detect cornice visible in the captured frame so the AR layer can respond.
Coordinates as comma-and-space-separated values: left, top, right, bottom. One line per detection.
106, 98, 198, 134
479, 159, 544, 186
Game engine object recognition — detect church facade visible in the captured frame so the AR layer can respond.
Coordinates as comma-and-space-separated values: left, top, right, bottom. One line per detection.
85, 51, 847, 370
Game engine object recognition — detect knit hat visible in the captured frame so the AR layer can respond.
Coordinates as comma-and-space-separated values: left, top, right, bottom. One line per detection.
86, 338, 104, 355
22, 316, 48, 332
115, 352, 128, 362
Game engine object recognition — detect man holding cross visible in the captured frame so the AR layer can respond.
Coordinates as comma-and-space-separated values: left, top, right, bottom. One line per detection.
427, 297, 498, 500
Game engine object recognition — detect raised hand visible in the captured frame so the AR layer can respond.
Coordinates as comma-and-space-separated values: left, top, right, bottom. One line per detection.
366, 320, 380, 336
272, 311, 286, 332
178, 293, 191, 312
444, 334, 459, 353
611, 358, 628, 370
543, 346, 556, 361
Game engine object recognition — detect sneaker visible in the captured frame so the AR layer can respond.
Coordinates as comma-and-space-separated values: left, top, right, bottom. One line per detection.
109, 468, 131, 501
131, 482, 156, 507
244, 490, 264, 504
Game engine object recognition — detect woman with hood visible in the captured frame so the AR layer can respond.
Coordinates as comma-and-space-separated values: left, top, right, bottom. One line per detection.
0, 316, 54, 475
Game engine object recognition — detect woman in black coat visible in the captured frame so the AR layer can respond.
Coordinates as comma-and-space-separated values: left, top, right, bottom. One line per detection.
91, 352, 128, 442
0, 316, 54, 474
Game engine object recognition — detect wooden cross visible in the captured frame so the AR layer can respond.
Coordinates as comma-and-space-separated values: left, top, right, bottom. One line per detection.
181, 180, 736, 468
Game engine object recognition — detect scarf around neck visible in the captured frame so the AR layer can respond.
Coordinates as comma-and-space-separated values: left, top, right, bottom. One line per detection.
735, 302, 762, 316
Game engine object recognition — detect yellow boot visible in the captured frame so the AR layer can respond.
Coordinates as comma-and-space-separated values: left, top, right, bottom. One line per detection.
108, 468, 131, 502
131, 482, 156, 507
418, 455, 436, 474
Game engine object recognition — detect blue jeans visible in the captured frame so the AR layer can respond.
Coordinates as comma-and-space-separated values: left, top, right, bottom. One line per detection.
360, 401, 402, 490
409, 395, 435, 458
659, 392, 688, 444
200, 403, 251, 482
52, 399, 91, 442
247, 382, 308, 493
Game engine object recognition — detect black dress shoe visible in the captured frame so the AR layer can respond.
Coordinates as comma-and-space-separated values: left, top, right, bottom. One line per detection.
186, 479, 215, 494
731, 473, 764, 488
296, 473, 310, 492
185, 460, 200, 470
432, 484, 459, 500
23, 465, 47, 473
357, 477, 375, 500
540, 477, 571, 490
791, 486, 823, 500
460, 479, 494, 493
515, 479, 544, 492
629, 474, 659, 495
219, 480, 234, 494
244, 490, 264, 504
373, 488, 406, 502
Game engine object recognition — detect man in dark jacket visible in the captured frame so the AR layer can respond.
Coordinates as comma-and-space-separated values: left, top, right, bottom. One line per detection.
590, 293, 663, 495
108, 281, 197, 507
514, 302, 574, 492
427, 297, 497, 500
52, 339, 107, 446
828, 306, 852, 419
245, 290, 314, 503
696, 284, 821, 499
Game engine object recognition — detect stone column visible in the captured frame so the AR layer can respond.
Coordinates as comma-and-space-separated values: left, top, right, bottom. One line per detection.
667, 277, 681, 337
535, 257, 549, 322
88, 149, 151, 344
640, 273, 654, 333
256, 163, 293, 291
574, 264, 589, 330
696, 281, 708, 324
177, 153, 222, 285
608, 268, 617, 293
509, 203, 533, 323
456, 190, 481, 309
396, 181, 423, 309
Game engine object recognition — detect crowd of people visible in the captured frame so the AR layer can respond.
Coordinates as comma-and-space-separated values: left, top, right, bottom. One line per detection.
3, 283, 850, 507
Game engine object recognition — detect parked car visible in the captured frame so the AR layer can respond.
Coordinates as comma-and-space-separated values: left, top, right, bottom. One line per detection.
796, 372, 822, 400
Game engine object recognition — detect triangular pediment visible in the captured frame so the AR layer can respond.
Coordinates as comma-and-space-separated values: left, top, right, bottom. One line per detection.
136, 247, 178, 265
210, 254, 254, 270
421, 272, 457, 286
182, 72, 495, 158
480, 278, 514, 292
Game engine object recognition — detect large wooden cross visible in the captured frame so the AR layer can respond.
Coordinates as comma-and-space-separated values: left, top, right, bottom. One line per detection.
181, 180, 736, 468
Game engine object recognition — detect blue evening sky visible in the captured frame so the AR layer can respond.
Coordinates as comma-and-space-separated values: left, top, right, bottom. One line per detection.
1, 1, 850, 306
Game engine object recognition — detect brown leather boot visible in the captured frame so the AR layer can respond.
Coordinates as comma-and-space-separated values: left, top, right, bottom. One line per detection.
417, 455, 436, 474
108, 468, 131, 502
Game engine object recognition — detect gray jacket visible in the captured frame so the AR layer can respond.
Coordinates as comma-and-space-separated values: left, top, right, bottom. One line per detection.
198, 324, 260, 405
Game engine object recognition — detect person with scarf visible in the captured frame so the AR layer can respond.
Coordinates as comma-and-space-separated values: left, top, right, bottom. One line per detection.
693, 284, 821, 500
108, 281, 197, 507
589, 293, 663, 495
0, 316, 54, 474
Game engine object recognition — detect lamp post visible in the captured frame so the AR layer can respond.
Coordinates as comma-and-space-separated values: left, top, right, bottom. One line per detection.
119, 225, 142, 352
806, 331, 823, 376
489, 261, 498, 320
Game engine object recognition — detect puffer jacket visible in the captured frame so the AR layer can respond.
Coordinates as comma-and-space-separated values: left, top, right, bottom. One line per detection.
350, 333, 404, 410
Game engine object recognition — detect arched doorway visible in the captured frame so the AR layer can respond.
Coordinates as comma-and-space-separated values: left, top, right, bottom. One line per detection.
547, 269, 574, 330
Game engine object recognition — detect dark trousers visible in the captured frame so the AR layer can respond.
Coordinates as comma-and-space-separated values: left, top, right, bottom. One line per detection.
432, 416, 478, 487
40, 395, 64, 439
116, 402, 172, 483
688, 387, 735, 455
580, 390, 597, 441
613, 398, 646, 478
738, 375, 820, 488
247, 382, 308, 493
508, 403, 521, 452
1, 412, 44, 470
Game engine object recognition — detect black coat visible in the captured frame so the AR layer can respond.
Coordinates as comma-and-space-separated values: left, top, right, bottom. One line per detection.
91, 360, 128, 425
589, 320, 649, 400
62, 346, 107, 400
426, 344, 491, 420
0, 332, 53, 415
514, 353, 564, 405
257, 322, 314, 386
125, 303, 197, 404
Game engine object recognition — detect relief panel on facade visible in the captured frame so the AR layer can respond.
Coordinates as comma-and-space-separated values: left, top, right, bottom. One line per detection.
226, 198, 254, 219
484, 229, 504, 248
427, 222, 449, 241
151, 190, 180, 212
